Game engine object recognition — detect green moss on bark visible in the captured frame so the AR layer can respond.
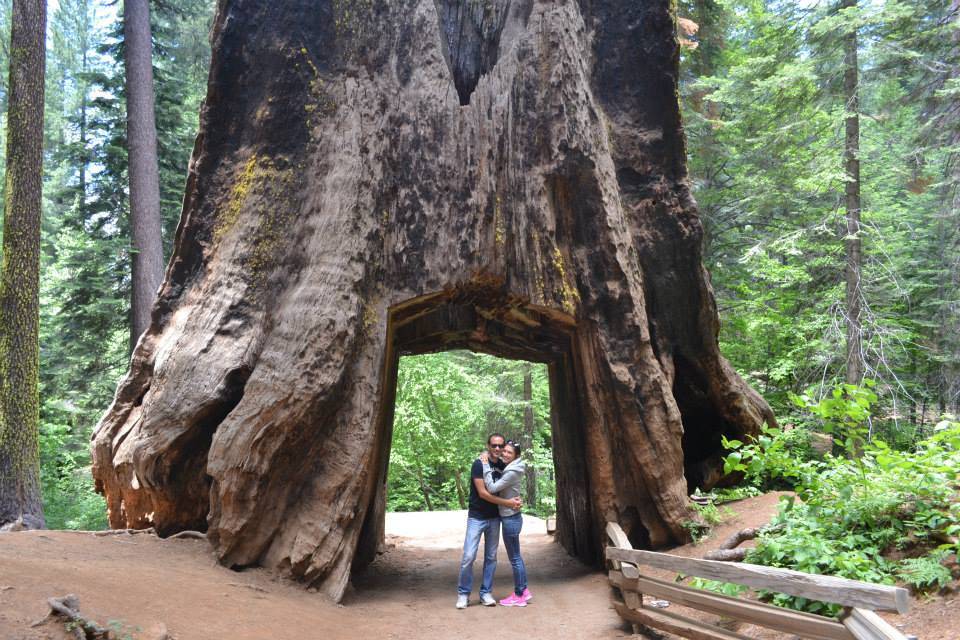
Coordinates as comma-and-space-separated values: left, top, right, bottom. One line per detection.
0, 0, 46, 530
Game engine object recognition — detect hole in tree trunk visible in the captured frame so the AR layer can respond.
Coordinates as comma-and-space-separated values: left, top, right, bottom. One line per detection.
156, 364, 253, 535
376, 350, 554, 540
432, 0, 526, 106
354, 291, 597, 571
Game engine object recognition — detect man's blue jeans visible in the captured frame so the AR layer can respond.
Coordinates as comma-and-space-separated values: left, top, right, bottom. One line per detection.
457, 516, 500, 596
501, 513, 527, 595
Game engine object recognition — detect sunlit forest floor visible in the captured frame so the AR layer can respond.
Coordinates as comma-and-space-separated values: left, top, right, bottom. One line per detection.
2, 493, 954, 639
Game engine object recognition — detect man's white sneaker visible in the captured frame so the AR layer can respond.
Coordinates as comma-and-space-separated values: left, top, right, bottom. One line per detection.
480, 593, 497, 606
456, 595, 469, 609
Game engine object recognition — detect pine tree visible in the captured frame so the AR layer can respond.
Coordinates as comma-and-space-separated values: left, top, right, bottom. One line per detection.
0, 0, 46, 530
842, 0, 864, 386
123, 0, 164, 352
33, 0, 213, 528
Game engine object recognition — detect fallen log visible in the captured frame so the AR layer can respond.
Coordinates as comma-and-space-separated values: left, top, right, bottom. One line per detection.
703, 525, 782, 562
32, 594, 110, 640
167, 530, 206, 540
92, 527, 156, 537
704, 548, 749, 562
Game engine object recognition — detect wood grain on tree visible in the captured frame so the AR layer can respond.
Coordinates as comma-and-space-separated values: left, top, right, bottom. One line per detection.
606, 548, 910, 613
610, 570, 855, 640
91, 0, 773, 599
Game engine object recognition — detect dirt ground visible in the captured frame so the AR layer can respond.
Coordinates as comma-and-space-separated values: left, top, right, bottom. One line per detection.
0, 495, 955, 639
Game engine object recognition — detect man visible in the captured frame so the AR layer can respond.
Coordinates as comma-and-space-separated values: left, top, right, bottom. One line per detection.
456, 433, 522, 609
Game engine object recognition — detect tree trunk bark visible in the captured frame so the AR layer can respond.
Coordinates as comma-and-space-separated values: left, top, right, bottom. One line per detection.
413, 465, 432, 511
91, 0, 774, 600
454, 468, 466, 509
78, 48, 88, 217
0, 0, 46, 531
843, 0, 864, 387
123, 0, 164, 353
408, 431, 432, 511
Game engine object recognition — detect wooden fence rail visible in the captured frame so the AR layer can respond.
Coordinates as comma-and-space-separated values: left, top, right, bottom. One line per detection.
604, 522, 911, 640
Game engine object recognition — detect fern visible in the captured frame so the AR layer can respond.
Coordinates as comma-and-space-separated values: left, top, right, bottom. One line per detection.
896, 552, 953, 592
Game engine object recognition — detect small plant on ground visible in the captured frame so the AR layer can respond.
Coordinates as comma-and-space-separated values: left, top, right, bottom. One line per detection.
896, 551, 954, 592
683, 500, 736, 544
682, 518, 711, 544
713, 485, 763, 503
689, 577, 748, 597
107, 619, 142, 640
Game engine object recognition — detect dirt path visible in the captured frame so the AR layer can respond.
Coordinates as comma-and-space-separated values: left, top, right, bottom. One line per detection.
0, 512, 624, 640
1, 496, 953, 639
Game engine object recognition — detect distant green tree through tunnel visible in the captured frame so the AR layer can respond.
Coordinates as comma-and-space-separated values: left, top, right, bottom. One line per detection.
387, 351, 555, 518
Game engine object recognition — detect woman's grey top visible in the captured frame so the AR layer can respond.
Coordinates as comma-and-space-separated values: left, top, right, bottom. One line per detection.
482, 458, 526, 517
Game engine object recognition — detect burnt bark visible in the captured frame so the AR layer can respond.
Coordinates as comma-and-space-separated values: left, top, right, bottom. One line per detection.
123, 0, 165, 352
0, 0, 46, 531
91, 0, 773, 600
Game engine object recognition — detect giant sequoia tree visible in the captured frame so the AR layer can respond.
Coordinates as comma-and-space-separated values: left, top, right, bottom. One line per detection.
91, 0, 773, 599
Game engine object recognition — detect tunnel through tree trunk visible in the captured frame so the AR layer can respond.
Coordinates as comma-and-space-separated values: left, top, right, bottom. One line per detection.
91, 0, 774, 601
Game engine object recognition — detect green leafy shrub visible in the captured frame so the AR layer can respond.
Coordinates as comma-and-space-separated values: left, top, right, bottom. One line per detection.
722, 423, 819, 490
723, 386, 960, 615
40, 420, 108, 530
689, 578, 748, 597
682, 518, 711, 545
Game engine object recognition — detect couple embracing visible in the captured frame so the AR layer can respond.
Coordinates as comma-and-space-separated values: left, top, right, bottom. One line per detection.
456, 433, 532, 609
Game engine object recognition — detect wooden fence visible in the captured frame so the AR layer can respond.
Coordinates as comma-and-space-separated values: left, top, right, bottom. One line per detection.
605, 522, 911, 640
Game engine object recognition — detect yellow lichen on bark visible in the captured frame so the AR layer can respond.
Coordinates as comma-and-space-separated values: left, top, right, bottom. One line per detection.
214, 154, 259, 242
552, 247, 580, 314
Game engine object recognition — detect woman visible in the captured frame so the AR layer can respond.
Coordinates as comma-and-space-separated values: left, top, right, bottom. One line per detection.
479, 440, 533, 607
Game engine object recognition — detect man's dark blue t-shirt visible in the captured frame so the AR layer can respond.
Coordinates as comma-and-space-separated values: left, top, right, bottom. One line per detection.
467, 458, 505, 519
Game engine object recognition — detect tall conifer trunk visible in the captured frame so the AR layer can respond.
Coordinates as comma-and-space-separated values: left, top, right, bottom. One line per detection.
123, 0, 164, 352
0, 0, 46, 530
939, 0, 960, 415
843, 0, 864, 386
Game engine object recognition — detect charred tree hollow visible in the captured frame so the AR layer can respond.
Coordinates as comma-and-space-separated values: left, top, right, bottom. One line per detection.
354, 291, 596, 570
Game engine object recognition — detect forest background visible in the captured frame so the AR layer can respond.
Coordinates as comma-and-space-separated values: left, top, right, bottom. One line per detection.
0, 0, 955, 532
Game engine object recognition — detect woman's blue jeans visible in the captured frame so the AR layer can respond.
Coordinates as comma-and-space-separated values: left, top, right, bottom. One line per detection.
501, 513, 527, 595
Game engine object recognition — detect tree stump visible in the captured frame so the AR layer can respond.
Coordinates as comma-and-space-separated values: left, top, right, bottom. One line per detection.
90, 0, 774, 600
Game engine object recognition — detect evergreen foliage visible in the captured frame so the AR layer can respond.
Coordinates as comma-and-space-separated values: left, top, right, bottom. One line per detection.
388, 351, 556, 518
34, 0, 213, 529
681, 0, 960, 430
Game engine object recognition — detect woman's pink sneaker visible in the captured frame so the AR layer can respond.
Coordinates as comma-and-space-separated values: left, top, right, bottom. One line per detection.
521, 588, 533, 602
499, 593, 527, 607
